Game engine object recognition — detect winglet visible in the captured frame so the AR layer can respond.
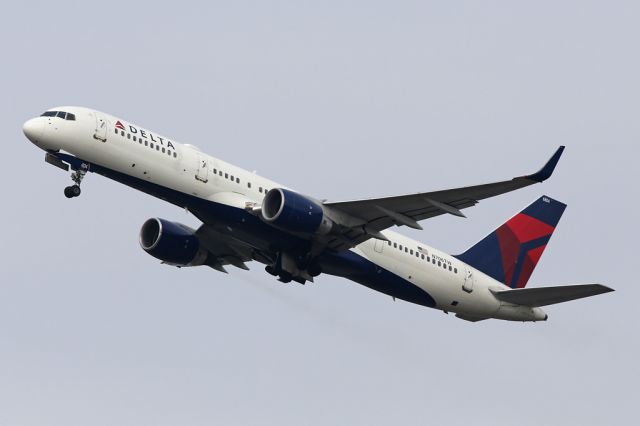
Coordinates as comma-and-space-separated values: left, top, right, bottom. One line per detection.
525, 146, 565, 182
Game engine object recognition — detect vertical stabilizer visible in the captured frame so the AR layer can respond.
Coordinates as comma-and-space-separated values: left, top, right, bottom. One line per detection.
455, 196, 566, 288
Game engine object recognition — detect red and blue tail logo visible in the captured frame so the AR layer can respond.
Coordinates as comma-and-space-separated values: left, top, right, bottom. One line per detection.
455, 196, 566, 288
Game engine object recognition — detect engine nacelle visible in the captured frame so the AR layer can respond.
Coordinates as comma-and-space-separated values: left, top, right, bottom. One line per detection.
261, 188, 334, 235
139, 218, 208, 266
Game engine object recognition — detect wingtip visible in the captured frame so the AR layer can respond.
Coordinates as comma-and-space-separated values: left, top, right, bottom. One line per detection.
598, 284, 615, 293
526, 146, 565, 183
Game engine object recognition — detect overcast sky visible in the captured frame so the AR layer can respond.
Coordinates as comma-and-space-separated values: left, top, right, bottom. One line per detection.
1, 1, 637, 425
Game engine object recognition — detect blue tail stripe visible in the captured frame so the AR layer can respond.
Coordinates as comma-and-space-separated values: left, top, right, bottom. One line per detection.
508, 234, 551, 288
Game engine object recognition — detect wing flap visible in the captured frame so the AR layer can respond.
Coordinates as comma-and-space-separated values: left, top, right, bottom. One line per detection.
195, 224, 256, 272
492, 284, 614, 307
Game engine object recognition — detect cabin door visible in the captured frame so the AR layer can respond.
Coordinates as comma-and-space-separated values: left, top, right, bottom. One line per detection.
93, 112, 107, 142
195, 155, 209, 183
463, 268, 475, 293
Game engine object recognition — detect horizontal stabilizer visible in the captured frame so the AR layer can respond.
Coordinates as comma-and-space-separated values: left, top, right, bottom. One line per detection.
492, 284, 614, 307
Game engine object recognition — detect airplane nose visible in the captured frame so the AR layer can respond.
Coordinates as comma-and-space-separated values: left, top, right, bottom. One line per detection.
23, 118, 44, 143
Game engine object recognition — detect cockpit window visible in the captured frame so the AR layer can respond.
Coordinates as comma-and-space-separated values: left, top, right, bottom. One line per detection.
40, 111, 76, 121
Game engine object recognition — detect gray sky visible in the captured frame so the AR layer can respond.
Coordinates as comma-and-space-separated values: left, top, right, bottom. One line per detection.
1, 1, 637, 425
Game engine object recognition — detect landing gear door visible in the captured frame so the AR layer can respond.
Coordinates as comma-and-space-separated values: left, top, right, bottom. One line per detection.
93, 112, 107, 142
195, 155, 209, 183
463, 268, 474, 293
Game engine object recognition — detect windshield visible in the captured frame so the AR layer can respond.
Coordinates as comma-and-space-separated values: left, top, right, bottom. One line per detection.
40, 111, 76, 121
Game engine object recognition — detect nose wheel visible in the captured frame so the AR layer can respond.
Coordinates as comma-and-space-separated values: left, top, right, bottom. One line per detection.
64, 185, 81, 198
64, 167, 87, 199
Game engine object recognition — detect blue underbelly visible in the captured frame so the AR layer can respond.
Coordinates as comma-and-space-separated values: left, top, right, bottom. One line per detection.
55, 152, 436, 309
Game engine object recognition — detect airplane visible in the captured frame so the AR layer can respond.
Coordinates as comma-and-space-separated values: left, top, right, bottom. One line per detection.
22, 106, 613, 322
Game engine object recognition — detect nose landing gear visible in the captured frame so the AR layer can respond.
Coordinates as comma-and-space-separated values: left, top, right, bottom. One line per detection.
64, 166, 87, 199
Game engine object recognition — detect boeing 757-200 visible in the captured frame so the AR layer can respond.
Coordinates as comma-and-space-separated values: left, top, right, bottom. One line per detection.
23, 107, 613, 322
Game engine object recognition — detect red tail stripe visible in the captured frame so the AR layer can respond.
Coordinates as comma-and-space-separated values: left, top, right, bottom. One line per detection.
505, 213, 555, 242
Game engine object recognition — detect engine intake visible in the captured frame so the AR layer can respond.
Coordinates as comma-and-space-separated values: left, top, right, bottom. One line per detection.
261, 188, 334, 235
139, 218, 207, 266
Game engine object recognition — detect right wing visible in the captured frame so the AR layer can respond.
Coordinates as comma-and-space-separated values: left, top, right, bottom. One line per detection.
492, 284, 614, 307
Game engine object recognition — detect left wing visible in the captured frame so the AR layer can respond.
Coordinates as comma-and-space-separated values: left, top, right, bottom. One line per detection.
195, 224, 256, 273
323, 146, 564, 249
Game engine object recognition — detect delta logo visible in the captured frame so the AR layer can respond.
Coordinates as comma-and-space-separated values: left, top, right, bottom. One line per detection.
113, 120, 176, 150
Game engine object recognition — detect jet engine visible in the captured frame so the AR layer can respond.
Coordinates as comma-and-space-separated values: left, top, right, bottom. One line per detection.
139, 218, 208, 266
261, 188, 335, 235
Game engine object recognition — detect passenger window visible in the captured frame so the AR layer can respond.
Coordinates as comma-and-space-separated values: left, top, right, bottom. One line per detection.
230, 175, 234, 181
259, 187, 263, 193
127, 134, 130, 139
399, 245, 402, 250
432, 258, 435, 264
213, 169, 217, 174
236, 177, 240, 183
133, 136, 137, 141
162, 147, 165, 153
145, 141, 148, 146
416, 252, 419, 258
225, 173, 228, 179
150, 143, 154, 149
421, 254, 424, 260
114, 128, 118, 134
410, 249, 414, 255
426, 257, 430, 262
121, 130, 125, 136
156, 145, 159, 151
454, 268, 458, 274
247, 182, 252, 188
173, 152, 177, 158
438, 261, 441, 267
449, 265, 452, 271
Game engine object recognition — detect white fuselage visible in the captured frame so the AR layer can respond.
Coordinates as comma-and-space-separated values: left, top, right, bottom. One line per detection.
23, 106, 547, 322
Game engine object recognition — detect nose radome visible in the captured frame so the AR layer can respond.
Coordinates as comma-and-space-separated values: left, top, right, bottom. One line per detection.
23, 118, 44, 143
